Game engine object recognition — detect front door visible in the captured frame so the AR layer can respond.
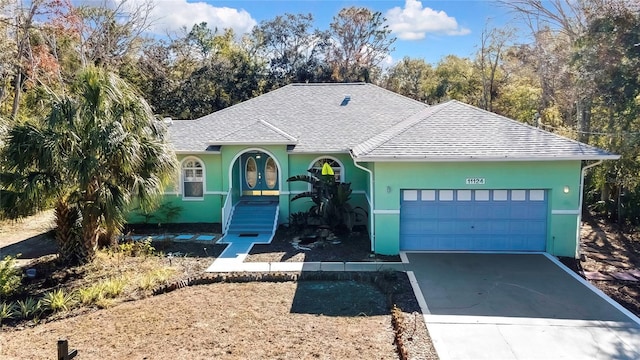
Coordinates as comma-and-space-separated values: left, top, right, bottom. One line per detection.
241, 152, 279, 196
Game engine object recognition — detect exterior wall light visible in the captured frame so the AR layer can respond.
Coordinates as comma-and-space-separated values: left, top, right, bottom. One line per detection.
386, 186, 392, 193
563, 186, 570, 194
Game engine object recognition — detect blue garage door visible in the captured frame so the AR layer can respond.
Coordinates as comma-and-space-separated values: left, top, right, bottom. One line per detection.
400, 189, 547, 251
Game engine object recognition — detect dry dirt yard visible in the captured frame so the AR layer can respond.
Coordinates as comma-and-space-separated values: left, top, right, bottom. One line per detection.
1, 282, 399, 360
0, 213, 438, 359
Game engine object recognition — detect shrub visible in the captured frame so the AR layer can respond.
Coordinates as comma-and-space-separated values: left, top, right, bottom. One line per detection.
102, 278, 126, 298
16, 297, 41, 319
76, 286, 103, 305
41, 289, 76, 313
289, 211, 310, 232
76, 277, 126, 306
0, 301, 17, 323
119, 237, 155, 257
0, 255, 23, 298
140, 268, 174, 290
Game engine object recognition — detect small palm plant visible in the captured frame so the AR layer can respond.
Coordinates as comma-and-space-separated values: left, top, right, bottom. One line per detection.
0, 302, 17, 324
41, 289, 76, 313
287, 163, 356, 233
16, 297, 41, 319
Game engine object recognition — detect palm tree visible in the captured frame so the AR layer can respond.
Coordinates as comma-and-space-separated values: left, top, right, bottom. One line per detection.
287, 164, 357, 233
0, 67, 178, 264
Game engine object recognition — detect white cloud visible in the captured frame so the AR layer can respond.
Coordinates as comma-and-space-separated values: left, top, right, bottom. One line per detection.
385, 0, 471, 40
132, 0, 257, 35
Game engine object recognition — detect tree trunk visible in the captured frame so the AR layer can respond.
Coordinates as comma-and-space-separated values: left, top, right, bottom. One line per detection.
98, 226, 119, 248
576, 98, 591, 143
81, 213, 100, 262
10, 71, 22, 119
54, 200, 85, 265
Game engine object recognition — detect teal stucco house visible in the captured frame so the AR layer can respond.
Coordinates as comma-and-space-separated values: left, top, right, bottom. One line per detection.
135, 83, 617, 258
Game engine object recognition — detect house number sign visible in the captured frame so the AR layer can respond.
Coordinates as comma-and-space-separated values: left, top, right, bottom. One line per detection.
465, 178, 485, 185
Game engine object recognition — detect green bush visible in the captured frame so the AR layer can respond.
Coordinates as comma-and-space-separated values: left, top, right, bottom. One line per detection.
0, 301, 17, 323
0, 255, 23, 298
102, 278, 126, 298
76, 286, 104, 305
140, 268, 173, 290
16, 297, 41, 319
119, 237, 155, 257
41, 289, 76, 313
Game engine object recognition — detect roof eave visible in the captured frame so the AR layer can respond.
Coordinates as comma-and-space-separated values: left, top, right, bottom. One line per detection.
175, 149, 221, 154
351, 154, 621, 162
207, 141, 298, 146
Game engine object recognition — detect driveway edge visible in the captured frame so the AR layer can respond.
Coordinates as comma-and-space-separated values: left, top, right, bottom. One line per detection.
543, 253, 640, 326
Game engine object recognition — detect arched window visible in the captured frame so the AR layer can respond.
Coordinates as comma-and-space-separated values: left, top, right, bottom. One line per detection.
182, 158, 204, 198
310, 157, 344, 182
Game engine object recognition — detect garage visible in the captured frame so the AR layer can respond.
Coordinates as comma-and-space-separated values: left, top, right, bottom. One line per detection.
400, 189, 548, 251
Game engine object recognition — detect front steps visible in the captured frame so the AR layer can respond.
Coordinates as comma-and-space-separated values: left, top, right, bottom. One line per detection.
216, 199, 278, 262
226, 199, 278, 236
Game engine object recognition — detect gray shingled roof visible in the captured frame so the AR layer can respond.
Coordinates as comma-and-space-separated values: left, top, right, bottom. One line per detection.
351, 100, 618, 161
213, 119, 297, 145
168, 83, 617, 161
168, 83, 427, 152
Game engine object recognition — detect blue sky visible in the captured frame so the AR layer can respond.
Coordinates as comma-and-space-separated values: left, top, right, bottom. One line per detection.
143, 0, 518, 64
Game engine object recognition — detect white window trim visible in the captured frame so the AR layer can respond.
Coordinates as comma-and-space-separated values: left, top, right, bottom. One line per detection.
180, 156, 205, 201
309, 156, 345, 181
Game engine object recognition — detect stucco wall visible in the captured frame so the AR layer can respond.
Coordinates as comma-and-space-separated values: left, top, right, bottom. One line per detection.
371, 161, 582, 257
129, 149, 372, 227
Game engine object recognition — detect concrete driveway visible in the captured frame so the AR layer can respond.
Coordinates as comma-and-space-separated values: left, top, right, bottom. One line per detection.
404, 253, 640, 360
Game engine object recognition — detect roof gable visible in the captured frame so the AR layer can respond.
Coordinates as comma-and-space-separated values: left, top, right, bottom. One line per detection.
211, 119, 297, 145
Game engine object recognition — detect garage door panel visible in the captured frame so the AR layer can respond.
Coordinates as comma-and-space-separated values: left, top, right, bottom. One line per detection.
509, 205, 529, 219
420, 206, 438, 218
457, 206, 478, 219
437, 220, 459, 234
400, 189, 547, 251
436, 205, 457, 218
420, 220, 438, 232
489, 204, 511, 218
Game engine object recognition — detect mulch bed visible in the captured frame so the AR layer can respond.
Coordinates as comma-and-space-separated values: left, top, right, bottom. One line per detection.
245, 226, 402, 263
123, 222, 222, 235
569, 215, 640, 318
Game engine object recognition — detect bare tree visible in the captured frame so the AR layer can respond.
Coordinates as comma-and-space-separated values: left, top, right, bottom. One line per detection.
77, 0, 154, 69
498, 0, 594, 40
477, 24, 515, 111
325, 7, 395, 82
7, 0, 42, 120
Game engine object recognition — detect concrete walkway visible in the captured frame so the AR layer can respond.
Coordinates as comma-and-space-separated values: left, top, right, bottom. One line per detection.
405, 252, 640, 360
205, 236, 407, 272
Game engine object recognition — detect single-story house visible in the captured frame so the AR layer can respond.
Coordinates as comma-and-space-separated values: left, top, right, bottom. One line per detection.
130, 83, 618, 258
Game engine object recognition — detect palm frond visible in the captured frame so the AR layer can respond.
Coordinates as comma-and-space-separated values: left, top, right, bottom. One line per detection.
287, 174, 318, 184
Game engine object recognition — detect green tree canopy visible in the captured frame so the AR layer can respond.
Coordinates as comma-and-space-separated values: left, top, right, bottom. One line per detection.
0, 66, 178, 263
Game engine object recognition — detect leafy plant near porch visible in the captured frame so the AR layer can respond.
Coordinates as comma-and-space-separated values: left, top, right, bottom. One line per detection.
0, 255, 22, 298
132, 203, 183, 225
287, 163, 357, 233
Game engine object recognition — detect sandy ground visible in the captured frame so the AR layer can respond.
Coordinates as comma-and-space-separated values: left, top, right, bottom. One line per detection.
0, 211, 57, 266
0, 212, 439, 359
1, 282, 398, 360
